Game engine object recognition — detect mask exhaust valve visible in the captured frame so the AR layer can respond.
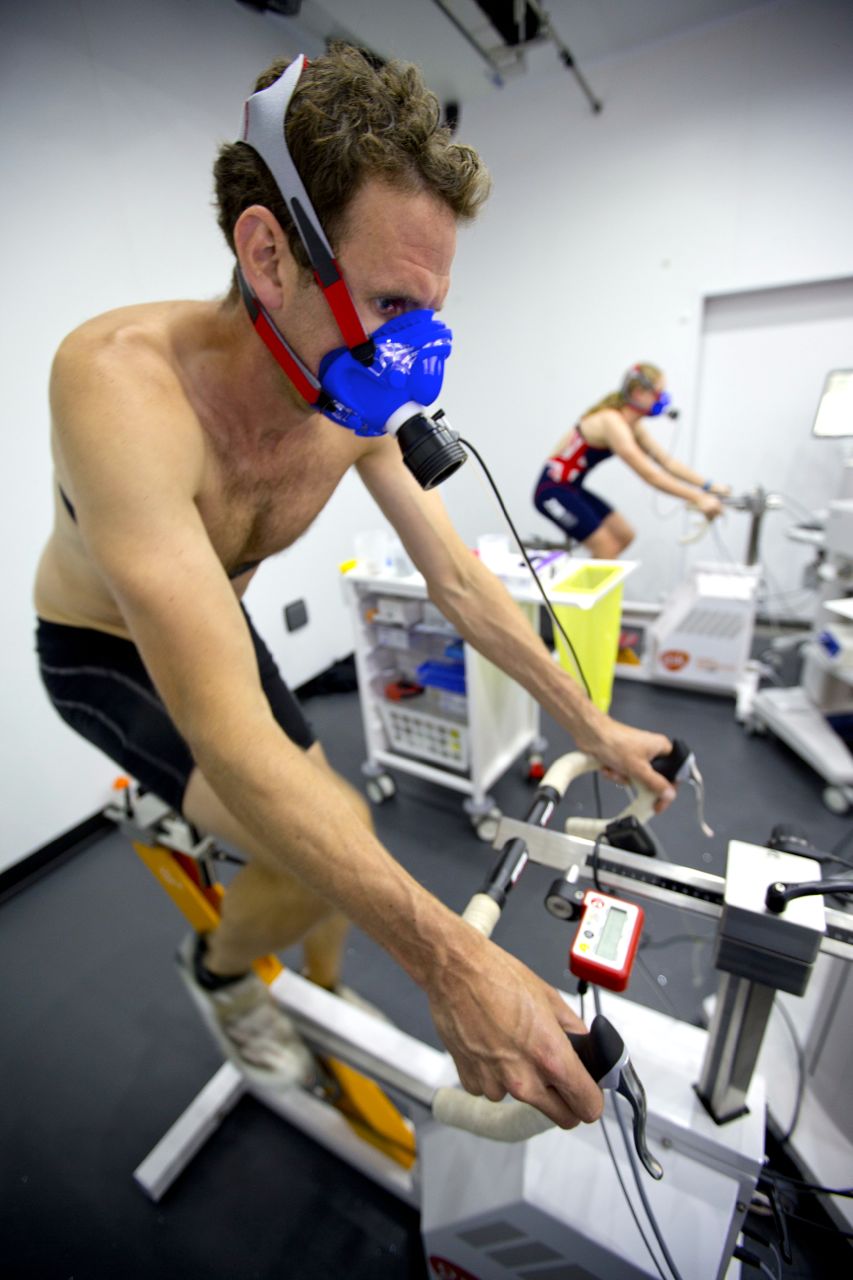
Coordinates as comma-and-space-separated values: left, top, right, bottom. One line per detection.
388, 407, 467, 490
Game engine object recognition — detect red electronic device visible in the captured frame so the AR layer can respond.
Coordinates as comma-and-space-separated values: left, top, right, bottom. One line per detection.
569, 890, 644, 992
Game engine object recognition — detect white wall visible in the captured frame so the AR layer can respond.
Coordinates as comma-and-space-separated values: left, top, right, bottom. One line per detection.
437, 0, 853, 605
4, 0, 853, 867
0, 0, 382, 869
690, 278, 853, 619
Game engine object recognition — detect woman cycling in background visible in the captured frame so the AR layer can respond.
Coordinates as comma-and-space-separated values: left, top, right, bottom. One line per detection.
533, 363, 729, 559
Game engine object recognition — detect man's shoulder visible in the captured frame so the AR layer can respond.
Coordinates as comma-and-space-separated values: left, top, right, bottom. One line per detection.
50, 302, 209, 484
50, 302, 215, 444
53, 301, 190, 392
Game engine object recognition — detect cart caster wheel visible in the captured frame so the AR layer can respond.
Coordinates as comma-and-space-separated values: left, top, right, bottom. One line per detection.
366, 774, 395, 805
473, 808, 502, 843
822, 786, 851, 816
525, 753, 546, 783
743, 717, 765, 737
378, 773, 396, 799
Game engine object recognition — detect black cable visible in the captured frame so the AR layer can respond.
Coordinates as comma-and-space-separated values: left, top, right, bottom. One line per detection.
212, 849, 248, 867
592, 769, 603, 819
733, 1245, 778, 1280
771, 833, 853, 873
773, 1000, 806, 1145
593, 988, 685, 1280
739, 1226, 783, 1280
762, 1176, 794, 1266
610, 1096, 684, 1280
458, 435, 593, 700
598, 1097, 670, 1280
809, 849, 853, 873
759, 1170, 853, 1199
773, 1209, 853, 1240
732, 1247, 768, 1278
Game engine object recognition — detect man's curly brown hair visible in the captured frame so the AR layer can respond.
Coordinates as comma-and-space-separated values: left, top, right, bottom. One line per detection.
214, 43, 491, 277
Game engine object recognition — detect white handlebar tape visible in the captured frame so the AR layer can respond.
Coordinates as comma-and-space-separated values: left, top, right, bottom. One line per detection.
564, 782, 657, 838
540, 751, 599, 799
563, 814, 608, 839
624, 784, 657, 824
462, 893, 502, 938
432, 1088, 554, 1142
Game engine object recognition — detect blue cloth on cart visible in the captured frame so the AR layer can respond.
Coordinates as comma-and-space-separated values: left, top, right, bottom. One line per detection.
416, 659, 467, 695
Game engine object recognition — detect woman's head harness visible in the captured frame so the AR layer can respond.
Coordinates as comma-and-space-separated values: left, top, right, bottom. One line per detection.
621, 364, 672, 418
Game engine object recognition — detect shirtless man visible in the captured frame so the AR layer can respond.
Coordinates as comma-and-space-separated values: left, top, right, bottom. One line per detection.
34, 46, 674, 1128
534, 363, 728, 559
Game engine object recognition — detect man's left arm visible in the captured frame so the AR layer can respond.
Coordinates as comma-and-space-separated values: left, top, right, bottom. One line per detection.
357, 442, 675, 803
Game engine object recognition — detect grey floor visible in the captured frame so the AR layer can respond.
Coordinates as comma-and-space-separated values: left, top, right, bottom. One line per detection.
1, 671, 851, 1279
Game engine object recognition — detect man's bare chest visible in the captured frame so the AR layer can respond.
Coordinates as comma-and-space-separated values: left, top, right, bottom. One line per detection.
199, 423, 360, 572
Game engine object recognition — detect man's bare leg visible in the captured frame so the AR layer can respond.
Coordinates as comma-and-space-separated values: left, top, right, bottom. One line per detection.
181, 741, 372, 984
302, 913, 351, 990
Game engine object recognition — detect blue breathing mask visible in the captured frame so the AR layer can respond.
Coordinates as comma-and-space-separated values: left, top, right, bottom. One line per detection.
646, 391, 672, 418
318, 309, 453, 437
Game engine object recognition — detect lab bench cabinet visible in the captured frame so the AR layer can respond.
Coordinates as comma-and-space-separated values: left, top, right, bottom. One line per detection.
343, 570, 544, 840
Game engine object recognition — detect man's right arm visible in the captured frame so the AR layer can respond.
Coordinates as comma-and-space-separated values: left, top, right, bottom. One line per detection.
51, 339, 603, 1130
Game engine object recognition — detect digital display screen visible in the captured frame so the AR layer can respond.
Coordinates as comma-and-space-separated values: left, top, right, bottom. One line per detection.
596, 907, 627, 962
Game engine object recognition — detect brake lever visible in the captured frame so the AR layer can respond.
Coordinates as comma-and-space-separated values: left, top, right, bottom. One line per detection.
650, 739, 714, 838
567, 1015, 663, 1180
563, 739, 714, 840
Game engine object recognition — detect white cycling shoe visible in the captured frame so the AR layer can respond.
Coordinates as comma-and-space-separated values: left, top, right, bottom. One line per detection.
176, 933, 317, 1093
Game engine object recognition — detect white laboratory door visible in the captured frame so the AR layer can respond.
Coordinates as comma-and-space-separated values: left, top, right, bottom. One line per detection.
691, 277, 853, 622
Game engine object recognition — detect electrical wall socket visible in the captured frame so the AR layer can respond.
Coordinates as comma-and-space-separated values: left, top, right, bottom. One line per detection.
284, 599, 308, 632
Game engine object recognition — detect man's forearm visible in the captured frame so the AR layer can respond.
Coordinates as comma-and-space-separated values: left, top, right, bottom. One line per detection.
426, 558, 607, 750
195, 720, 481, 989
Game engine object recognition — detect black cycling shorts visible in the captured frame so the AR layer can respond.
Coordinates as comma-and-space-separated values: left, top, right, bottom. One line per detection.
35, 608, 315, 814
533, 472, 613, 542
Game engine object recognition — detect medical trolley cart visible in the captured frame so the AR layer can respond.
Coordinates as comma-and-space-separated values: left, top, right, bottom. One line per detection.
342, 556, 634, 839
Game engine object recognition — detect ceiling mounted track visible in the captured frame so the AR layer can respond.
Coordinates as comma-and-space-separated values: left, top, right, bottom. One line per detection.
431, 0, 602, 112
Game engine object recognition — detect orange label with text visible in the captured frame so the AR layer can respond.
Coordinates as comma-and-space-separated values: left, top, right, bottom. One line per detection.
659, 649, 690, 672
